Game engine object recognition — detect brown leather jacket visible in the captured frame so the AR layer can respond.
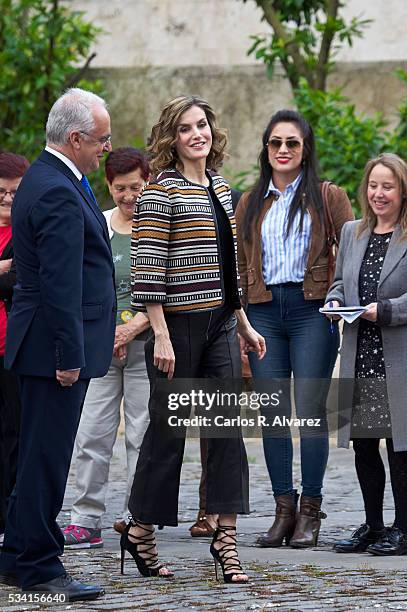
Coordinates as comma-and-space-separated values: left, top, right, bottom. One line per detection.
235, 183, 354, 304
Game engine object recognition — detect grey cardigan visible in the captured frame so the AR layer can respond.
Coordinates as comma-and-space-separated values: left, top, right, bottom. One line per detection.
327, 219, 407, 451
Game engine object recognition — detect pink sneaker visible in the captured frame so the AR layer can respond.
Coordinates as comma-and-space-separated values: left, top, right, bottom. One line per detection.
63, 524, 103, 549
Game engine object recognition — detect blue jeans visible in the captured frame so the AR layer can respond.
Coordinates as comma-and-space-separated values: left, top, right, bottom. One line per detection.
248, 284, 339, 497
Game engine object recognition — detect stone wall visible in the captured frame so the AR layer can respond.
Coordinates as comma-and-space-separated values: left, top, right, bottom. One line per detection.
67, 0, 407, 179
96, 61, 407, 180
69, 0, 407, 66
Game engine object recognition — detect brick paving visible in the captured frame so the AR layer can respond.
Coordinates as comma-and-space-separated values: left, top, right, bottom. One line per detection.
2, 437, 407, 611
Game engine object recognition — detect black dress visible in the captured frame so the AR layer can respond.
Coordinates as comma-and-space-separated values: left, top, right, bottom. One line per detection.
352, 232, 392, 436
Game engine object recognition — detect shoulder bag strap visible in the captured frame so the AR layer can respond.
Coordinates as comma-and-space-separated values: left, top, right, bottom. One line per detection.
321, 181, 338, 288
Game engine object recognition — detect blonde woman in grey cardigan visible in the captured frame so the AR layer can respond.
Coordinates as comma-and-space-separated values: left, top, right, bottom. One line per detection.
325, 153, 407, 556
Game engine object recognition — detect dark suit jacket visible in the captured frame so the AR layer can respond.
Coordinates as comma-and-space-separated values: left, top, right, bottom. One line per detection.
5, 150, 116, 379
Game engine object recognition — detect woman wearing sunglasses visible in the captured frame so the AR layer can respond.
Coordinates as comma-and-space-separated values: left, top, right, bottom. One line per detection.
235, 109, 353, 548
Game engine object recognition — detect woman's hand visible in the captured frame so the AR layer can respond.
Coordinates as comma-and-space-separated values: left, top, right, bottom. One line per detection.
154, 332, 175, 379
113, 343, 127, 360
323, 299, 341, 321
235, 309, 266, 360
0, 258, 12, 274
238, 333, 252, 373
113, 313, 150, 352
114, 324, 133, 351
238, 334, 249, 363
238, 325, 266, 360
145, 304, 175, 379
360, 302, 378, 322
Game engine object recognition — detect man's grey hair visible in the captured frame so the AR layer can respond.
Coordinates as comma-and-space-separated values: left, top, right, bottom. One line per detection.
46, 88, 108, 146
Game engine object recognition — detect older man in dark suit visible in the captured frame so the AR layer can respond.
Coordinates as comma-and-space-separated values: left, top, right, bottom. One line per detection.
0, 88, 116, 601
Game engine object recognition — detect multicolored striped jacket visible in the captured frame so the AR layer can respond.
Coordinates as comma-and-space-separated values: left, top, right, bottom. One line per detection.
131, 168, 241, 313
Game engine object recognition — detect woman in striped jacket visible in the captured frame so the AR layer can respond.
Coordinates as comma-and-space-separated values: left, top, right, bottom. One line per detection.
123, 96, 265, 583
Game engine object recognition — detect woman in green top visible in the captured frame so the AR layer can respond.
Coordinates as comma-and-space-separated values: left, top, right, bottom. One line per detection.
63, 148, 151, 548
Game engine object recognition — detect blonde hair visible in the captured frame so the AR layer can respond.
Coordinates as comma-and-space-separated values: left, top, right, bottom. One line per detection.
147, 95, 227, 175
357, 153, 407, 238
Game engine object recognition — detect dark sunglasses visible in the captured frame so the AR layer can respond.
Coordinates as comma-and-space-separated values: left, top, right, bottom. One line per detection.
267, 138, 302, 151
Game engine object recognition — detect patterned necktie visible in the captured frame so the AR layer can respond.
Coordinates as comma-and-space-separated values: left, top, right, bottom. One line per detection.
80, 175, 97, 203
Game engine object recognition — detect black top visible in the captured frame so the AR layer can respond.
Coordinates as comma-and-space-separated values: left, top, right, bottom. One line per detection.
208, 182, 241, 311
353, 232, 393, 435
0, 238, 16, 313
359, 232, 393, 307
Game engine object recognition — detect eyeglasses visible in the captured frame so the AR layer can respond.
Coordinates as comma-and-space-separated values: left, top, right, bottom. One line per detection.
267, 138, 302, 151
0, 188, 17, 201
79, 131, 112, 146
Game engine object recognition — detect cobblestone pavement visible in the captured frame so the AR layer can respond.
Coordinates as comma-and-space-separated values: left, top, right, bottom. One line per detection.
2, 437, 407, 611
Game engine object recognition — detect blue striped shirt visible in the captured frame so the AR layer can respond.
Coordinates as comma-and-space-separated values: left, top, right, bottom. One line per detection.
261, 173, 311, 285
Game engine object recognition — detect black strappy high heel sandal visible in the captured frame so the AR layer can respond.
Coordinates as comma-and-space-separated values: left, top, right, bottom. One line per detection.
209, 525, 248, 584
120, 519, 173, 578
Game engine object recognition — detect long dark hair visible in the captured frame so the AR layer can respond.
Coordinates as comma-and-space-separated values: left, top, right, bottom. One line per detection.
242, 109, 323, 241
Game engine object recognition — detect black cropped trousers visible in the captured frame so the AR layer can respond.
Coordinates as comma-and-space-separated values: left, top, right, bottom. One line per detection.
128, 307, 250, 526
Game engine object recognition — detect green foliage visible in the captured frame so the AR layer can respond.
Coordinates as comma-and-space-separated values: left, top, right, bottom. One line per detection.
294, 80, 387, 215
243, 0, 326, 24
229, 76, 407, 217
226, 165, 259, 193
241, 1, 407, 217
244, 0, 371, 91
0, 0, 104, 160
385, 69, 407, 161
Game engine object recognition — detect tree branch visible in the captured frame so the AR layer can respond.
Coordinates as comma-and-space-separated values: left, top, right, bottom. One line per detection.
255, 0, 314, 89
64, 53, 97, 89
315, 0, 340, 90
44, 0, 59, 107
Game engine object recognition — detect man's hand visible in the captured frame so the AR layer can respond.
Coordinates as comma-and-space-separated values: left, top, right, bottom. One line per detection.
0, 259, 12, 274
56, 369, 80, 386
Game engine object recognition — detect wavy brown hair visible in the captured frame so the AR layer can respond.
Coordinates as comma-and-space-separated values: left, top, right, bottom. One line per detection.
147, 95, 227, 175
357, 153, 407, 238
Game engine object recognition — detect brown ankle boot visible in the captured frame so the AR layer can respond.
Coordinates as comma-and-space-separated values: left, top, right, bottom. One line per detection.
289, 495, 326, 548
257, 493, 298, 547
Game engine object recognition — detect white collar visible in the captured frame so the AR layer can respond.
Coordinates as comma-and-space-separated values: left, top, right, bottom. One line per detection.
45, 146, 82, 181
264, 171, 303, 199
